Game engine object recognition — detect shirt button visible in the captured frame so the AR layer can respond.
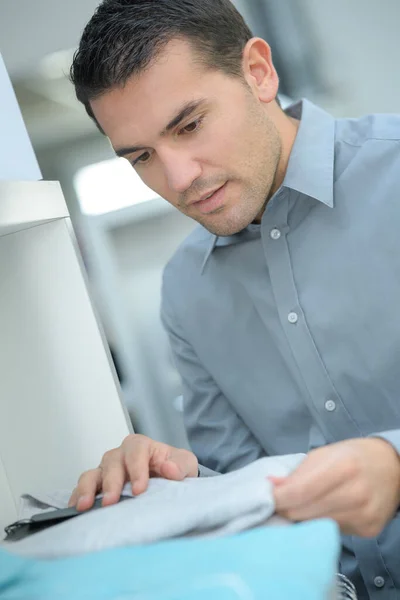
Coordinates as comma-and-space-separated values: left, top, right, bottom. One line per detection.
325, 400, 336, 412
374, 576, 385, 589
270, 228, 281, 240
288, 312, 298, 324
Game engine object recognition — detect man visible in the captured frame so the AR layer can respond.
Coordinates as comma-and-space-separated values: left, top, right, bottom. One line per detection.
69, 1, 400, 597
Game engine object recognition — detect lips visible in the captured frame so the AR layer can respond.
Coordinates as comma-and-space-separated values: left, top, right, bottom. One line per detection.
198, 185, 224, 203
191, 183, 227, 215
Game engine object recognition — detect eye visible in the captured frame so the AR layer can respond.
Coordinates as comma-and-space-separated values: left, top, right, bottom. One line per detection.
178, 117, 204, 136
132, 151, 151, 167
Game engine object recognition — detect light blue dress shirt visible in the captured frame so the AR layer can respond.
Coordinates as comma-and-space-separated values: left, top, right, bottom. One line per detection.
161, 99, 400, 600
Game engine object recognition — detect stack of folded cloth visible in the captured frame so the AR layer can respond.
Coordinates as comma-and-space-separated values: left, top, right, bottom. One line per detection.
0, 455, 357, 599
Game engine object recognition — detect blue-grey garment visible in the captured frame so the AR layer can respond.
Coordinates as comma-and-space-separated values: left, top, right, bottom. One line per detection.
161, 99, 400, 600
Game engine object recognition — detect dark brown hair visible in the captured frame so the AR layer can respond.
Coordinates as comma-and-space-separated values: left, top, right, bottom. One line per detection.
70, 0, 253, 132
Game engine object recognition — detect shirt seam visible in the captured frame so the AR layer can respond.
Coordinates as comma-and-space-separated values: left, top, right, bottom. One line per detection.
373, 538, 397, 591
340, 137, 400, 148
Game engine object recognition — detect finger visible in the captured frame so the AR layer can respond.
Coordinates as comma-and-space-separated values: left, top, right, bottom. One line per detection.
277, 505, 369, 537
167, 448, 199, 478
153, 447, 197, 481
275, 480, 360, 523
71, 468, 102, 511
68, 488, 79, 508
124, 438, 151, 496
158, 459, 188, 481
277, 505, 350, 529
273, 456, 354, 511
100, 450, 127, 507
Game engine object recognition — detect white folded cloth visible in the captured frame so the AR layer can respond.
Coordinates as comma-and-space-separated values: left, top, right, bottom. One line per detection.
5, 454, 304, 559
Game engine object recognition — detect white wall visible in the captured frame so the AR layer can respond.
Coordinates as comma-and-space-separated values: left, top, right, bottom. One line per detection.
0, 0, 100, 77
0, 0, 255, 78
2, 0, 400, 116
302, 0, 400, 116
0, 54, 41, 180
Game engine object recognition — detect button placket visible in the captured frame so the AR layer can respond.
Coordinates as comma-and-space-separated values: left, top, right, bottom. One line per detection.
262, 192, 360, 441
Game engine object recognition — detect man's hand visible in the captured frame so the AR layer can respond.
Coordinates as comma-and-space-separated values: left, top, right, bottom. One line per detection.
271, 438, 400, 537
68, 434, 198, 511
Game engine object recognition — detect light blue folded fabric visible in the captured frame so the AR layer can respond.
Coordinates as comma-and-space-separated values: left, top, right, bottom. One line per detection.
0, 520, 339, 600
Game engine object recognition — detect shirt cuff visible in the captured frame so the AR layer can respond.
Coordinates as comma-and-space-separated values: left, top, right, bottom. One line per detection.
369, 429, 400, 456
198, 464, 220, 478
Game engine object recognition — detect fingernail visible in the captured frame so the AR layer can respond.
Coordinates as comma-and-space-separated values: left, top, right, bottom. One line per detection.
77, 495, 90, 510
102, 492, 114, 504
132, 481, 143, 496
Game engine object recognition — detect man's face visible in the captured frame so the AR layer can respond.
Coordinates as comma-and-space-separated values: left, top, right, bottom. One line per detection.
90, 39, 282, 236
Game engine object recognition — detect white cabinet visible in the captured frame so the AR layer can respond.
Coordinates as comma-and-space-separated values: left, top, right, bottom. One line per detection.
0, 181, 131, 536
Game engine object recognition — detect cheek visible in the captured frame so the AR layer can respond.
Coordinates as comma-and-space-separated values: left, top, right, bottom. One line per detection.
139, 166, 179, 207
194, 123, 246, 170
213, 115, 254, 164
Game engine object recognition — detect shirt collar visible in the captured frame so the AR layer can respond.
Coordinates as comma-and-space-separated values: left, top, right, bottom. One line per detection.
283, 98, 335, 208
201, 99, 336, 270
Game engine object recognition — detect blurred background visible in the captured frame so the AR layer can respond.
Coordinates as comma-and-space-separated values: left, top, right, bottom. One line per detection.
1, 0, 399, 449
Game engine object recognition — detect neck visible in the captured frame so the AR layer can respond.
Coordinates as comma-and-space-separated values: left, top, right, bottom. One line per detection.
253, 105, 300, 223
270, 99, 301, 196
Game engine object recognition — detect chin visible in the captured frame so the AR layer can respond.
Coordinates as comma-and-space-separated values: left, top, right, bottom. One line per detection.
203, 207, 262, 237
203, 219, 251, 237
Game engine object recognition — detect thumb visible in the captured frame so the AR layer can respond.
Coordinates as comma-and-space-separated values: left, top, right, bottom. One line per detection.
158, 459, 188, 481
161, 448, 198, 480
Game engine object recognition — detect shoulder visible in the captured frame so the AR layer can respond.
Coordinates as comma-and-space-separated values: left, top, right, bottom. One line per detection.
336, 111, 400, 146
334, 112, 400, 181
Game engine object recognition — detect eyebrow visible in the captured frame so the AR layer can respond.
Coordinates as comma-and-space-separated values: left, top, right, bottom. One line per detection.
114, 99, 207, 158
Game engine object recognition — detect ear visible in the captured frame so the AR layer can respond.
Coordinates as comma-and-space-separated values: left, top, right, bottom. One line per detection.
242, 38, 279, 104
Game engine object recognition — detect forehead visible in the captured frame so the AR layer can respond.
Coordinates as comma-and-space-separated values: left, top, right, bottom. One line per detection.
90, 39, 219, 143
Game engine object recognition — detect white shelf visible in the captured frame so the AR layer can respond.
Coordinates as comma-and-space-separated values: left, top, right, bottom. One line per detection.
0, 180, 132, 535
0, 181, 68, 236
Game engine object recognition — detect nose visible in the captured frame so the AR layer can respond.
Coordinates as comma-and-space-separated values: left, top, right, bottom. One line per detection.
160, 148, 202, 195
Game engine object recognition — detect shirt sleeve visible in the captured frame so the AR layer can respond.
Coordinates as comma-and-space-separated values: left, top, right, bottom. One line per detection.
161, 300, 266, 476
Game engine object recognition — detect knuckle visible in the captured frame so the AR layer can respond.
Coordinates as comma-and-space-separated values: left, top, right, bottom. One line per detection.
123, 433, 148, 447
122, 433, 137, 445
77, 469, 93, 486
102, 449, 118, 463
341, 455, 361, 480
103, 472, 122, 488
352, 481, 370, 509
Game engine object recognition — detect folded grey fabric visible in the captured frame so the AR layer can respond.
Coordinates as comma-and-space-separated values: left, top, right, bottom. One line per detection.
4, 454, 304, 559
